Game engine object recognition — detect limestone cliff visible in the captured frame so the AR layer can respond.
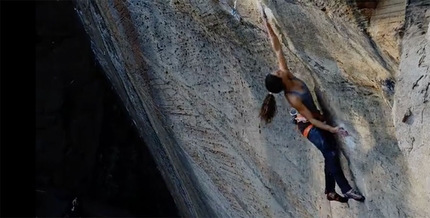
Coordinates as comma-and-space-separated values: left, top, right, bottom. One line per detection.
73, 0, 429, 217
394, 0, 430, 216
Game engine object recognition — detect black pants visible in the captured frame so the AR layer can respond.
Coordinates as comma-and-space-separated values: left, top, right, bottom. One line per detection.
306, 127, 352, 194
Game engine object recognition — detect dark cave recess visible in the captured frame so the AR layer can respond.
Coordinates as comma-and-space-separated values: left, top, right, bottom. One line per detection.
35, 1, 179, 217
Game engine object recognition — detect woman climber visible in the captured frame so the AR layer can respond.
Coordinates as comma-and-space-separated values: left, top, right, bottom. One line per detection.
257, 5, 365, 203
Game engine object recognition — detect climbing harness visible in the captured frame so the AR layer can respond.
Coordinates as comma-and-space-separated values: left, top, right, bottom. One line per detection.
290, 108, 314, 138
302, 124, 314, 138
289, 108, 298, 124
290, 108, 308, 123
289, 108, 298, 117
295, 113, 313, 138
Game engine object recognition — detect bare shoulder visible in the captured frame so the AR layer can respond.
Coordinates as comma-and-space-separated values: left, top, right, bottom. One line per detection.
280, 68, 296, 82
277, 70, 291, 86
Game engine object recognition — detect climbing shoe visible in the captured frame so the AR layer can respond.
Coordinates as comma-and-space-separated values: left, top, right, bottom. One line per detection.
326, 192, 348, 203
344, 189, 365, 202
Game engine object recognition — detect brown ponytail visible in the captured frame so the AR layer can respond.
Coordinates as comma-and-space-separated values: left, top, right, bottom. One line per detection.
259, 93, 277, 124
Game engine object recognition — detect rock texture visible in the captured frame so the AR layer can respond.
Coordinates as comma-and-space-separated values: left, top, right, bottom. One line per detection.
368, 0, 406, 64
73, 0, 429, 217
394, 0, 430, 217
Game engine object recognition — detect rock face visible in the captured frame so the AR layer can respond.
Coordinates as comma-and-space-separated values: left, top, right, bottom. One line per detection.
74, 0, 429, 217
368, 0, 406, 64
394, 0, 430, 216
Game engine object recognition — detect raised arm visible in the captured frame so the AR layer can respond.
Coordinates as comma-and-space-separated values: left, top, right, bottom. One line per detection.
260, 7, 289, 74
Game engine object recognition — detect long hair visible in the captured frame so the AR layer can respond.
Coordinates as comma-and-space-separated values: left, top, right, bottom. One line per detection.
259, 93, 277, 124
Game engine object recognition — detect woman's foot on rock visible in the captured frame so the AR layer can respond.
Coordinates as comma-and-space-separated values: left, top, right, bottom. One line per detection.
344, 189, 365, 202
326, 192, 348, 203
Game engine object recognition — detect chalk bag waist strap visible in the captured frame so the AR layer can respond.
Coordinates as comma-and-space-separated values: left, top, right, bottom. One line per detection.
302, 124, 314, 138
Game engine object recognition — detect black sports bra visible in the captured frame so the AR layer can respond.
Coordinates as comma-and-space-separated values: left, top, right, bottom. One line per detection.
286, 77, 320, 114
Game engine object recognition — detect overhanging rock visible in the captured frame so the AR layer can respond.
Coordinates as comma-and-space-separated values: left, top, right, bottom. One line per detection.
74, 0, 429, 217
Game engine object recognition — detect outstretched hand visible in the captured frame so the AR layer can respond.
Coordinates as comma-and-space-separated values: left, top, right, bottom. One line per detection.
331, 126, 349, 137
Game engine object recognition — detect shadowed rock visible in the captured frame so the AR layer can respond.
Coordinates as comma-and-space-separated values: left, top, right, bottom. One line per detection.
71, 0, 429, 217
